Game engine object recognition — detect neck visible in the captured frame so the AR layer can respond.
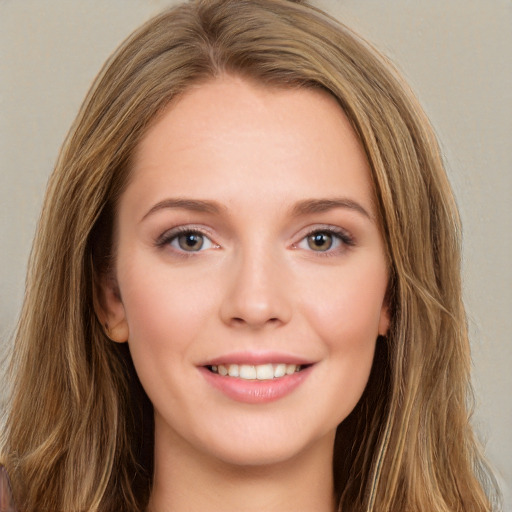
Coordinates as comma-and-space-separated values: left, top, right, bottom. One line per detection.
147, 427, 337, 512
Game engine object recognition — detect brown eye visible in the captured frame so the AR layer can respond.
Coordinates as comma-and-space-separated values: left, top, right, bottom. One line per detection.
177, 232, 205, 251
307, 232, 333, 251
158, 228, 216, 253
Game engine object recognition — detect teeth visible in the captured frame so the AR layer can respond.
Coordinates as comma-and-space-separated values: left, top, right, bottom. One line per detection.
211, 363, 302, 380
274, 364, 286, 378
286, 364, 297, 375
256, 364, 273, 380
239, 365, 256, 379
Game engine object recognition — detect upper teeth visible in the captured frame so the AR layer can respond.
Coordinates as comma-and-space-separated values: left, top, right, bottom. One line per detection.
210, 363, 301, 380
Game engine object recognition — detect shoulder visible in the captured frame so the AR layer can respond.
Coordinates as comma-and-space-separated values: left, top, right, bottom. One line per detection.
0, 466, 17, 512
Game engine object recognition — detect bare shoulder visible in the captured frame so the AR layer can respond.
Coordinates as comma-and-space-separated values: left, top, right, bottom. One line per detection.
0, 466, 16, 512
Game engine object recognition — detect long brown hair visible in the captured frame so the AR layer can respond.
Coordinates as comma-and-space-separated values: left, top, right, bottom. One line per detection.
1, 0, 498, 510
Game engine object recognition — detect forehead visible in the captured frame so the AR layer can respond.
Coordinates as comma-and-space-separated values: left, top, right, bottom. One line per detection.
124, 75, 375, 217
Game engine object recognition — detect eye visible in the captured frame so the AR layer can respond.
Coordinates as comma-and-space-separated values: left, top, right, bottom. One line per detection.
306, 232, 336, 251
174, 232, 210, 251
296, 228, 354, 253
157, 228, 217, 253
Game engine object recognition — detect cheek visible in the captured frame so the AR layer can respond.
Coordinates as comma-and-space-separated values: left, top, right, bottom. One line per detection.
296, 259, 387, 420
117, 265, 219, 414
118, 258, 220, 358
299, 262, 387, 350
311, 304, 381, 424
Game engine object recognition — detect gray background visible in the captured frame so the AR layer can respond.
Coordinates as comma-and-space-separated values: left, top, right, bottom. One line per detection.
1, 0, 510, 507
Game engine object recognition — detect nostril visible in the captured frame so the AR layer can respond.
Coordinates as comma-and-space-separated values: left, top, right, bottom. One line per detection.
230, 316, 281, 327
220, 284, 293, 328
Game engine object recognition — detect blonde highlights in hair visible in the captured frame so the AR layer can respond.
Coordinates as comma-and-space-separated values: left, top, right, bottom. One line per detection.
2, 0, 498, 510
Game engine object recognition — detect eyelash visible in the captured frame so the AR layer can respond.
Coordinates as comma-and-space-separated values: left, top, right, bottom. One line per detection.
294, 226, 355, 255
155, 226, 218, 254
155, 225, 355, 255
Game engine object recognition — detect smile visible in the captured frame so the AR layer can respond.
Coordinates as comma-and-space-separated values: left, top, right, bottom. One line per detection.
200, 359, 313, 404
207, 363, 303, 380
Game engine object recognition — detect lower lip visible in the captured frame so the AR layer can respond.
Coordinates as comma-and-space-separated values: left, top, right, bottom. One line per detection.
199, 366, 313, 404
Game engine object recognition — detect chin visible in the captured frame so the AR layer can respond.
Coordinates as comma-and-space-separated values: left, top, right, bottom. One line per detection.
193, 420, 337, 469
214, 443, 302, 467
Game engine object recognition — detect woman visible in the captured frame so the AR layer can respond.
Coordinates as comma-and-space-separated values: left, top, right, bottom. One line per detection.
0, 0, 499, 510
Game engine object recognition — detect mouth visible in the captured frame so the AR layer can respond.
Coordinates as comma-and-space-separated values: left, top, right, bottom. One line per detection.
205, 363, 310, 380
200, 359, 314, 403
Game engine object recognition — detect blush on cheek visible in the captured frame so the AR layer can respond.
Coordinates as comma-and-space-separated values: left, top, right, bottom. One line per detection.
312, 293, 384, 347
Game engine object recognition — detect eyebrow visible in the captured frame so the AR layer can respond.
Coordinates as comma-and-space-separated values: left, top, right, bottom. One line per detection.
141, 198, 226, 221
290, 198, 374, 221
141, 197, 373, 222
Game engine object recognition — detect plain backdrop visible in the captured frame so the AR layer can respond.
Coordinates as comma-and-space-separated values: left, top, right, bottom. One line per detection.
1, 0, 510, 508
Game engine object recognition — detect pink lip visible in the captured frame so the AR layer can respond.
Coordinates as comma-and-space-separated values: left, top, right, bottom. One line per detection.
198, 364, 313, 404
200, 351, 314, 366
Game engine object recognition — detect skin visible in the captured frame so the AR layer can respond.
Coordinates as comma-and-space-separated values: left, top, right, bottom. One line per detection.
100, 75, 389, 511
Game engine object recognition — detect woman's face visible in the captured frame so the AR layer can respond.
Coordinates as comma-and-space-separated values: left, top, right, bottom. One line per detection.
104, 75, 389, 467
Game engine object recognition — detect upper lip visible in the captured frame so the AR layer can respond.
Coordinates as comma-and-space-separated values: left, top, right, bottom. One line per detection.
199, 351, 316, 367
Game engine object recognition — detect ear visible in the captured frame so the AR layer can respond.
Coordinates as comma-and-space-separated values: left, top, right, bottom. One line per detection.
378, 302, 390, 337
93, 272, 129, 343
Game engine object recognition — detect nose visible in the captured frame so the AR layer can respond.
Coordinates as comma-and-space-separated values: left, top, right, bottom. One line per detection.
219, 247, 293, 329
